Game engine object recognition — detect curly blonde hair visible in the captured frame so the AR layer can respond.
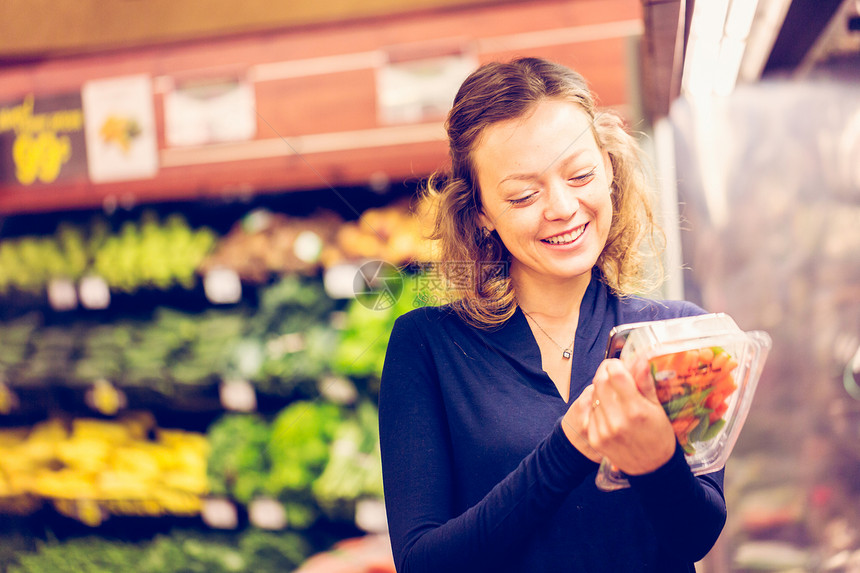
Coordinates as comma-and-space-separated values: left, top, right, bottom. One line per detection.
422, 57, 664, 328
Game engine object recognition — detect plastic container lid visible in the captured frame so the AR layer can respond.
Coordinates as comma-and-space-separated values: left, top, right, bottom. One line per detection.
595, 313, 771, 492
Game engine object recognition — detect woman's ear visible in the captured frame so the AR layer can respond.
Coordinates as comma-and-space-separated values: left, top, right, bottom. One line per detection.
478, 211, 495, 233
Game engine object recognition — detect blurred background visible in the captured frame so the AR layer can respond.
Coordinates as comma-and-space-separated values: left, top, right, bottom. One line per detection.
0, 0, 858, 571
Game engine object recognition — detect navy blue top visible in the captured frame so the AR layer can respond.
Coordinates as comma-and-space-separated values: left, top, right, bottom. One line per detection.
379, 273, 726, 572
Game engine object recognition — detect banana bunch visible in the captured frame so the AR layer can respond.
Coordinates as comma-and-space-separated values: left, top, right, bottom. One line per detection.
93, 211, 216, 293
0, 212, 210, 298
0, 426, 33, 497
0, 413, 210, 524
0, 223, 90, 295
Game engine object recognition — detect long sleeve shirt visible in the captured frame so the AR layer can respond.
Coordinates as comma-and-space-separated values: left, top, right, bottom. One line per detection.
379, 273, 726, 572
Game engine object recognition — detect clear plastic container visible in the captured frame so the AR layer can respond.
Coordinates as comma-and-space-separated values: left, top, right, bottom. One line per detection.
595, 313, 771, 492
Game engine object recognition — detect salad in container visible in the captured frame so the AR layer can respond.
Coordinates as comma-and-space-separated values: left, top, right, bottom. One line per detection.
595, 313, 771, 492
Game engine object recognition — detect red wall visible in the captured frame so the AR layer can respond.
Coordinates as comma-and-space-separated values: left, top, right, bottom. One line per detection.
0, 0, 641, 215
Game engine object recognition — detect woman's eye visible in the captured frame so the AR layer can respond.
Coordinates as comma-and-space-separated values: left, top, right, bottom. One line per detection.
508, 192, 537, 206
569, 168, 597, 186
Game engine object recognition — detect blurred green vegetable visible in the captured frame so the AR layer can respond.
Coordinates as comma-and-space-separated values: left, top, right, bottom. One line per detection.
0, 212, 215, 297
93, 211, 216, 293
6, 528, 311, 573
206, 413, 271, 503
334, 273, 430, 379
313, 400, 384, 519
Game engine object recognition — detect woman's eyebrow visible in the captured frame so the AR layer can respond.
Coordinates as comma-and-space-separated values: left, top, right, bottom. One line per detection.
497, 148, 589, 186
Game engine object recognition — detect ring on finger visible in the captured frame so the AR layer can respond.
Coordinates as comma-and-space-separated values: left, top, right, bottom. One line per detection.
591, 399, 600, 410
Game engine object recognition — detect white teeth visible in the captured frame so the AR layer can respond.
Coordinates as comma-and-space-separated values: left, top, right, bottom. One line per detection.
543, 226, 585, 245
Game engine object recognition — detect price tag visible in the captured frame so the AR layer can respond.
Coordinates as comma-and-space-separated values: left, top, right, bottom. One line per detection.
47, 278, 78, 311
355, 498, 388, 533
204, 268, 242, 305
79, 275, 111, 309
248, 497, 287, 530
318, 375, 358, 405
324, 262, 361, 299
293, 230, 323, 264
201, 497, 239, 529
219, 379, 257, 412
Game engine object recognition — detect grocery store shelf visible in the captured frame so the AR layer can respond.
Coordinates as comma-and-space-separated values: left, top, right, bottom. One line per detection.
159, 123, 446, 168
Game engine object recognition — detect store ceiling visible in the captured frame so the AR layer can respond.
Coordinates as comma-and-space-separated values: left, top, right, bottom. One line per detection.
0, 0, 514, 61
1, 0, 856, 118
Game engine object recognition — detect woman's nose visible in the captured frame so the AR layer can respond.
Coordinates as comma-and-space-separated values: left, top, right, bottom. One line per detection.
543, 179, 579, 221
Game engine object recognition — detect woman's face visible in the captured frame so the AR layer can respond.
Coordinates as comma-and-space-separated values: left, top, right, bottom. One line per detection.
474, 98, 614, 286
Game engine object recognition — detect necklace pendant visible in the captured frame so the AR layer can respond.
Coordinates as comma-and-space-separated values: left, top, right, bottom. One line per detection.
562, 349, 572, 359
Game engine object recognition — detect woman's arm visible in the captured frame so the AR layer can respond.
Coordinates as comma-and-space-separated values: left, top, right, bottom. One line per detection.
629, 447, 726, 562
583, 358, 726, 562
379, 312, 598, 573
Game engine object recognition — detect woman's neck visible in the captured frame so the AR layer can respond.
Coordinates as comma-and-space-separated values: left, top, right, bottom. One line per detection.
512, 266, 593, 320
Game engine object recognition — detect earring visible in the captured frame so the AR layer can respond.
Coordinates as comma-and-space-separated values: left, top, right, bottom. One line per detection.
481, 227, 492, 240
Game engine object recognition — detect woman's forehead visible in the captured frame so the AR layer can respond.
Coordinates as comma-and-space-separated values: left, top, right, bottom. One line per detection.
473, 101, 599, 177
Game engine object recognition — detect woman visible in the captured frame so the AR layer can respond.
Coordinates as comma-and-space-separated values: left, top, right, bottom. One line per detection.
379, 58, 725, 573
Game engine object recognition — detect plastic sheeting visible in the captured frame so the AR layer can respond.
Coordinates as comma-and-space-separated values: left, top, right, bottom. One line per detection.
670, 81, 860, 572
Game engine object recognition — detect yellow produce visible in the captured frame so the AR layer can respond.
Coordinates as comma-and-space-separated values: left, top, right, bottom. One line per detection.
0, 415, 209, 523
111, 445, 163, 478
97, 470, 156, 499
161, 470, 208, 495
71, 418, 133, 445
33, 468, 98, 499
56, 438, 111, 474
152, 487, 201, 515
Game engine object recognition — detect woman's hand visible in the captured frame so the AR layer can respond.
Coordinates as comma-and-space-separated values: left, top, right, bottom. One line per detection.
561, 385, 603, 463
586, 358, 676, 475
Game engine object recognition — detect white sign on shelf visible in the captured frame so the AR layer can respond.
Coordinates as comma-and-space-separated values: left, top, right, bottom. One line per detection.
219, 379, 257, 412
376, 51, 477, 125
47, 277, 78, 311
323, 262, 361, 300
203, 268, 242, 305
293, 230, 323, 264
355, 498, 388, 533
201, 497, 239, 530
164, 77, 256, 147
79, 275, 111, 309
248, 497, 287, 530
82, 74, 159, 183
318, 375, 358, 405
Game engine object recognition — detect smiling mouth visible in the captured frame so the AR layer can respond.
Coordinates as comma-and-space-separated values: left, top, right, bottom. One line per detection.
541, 224, 586, 245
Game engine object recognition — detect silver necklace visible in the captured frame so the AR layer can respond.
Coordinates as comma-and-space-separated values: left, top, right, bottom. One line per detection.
521, 309, 575, 359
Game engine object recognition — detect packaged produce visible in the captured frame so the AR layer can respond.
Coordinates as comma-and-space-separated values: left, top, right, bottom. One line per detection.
595, 313, 771, 491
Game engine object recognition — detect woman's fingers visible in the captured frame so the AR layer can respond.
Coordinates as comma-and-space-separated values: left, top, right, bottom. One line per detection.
630, 356, 660, 404
561, 385, 603, 463
587, 359, 676, 475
